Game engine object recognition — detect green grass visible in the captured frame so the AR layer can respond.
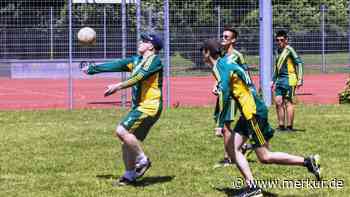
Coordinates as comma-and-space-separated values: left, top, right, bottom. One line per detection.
0, 105, 350, 196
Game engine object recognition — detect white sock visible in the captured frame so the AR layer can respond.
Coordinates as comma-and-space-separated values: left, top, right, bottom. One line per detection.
137, 153, 148, 165
124, 170, 136, 180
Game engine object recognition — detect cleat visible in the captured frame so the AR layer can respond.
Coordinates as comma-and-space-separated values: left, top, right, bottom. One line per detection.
306, 154, 321, 181
135, 158, 152, 178
215, 128, 223, 137
112, 176, 136, 187
213, 158, 232, 169
236, 186, 263, 197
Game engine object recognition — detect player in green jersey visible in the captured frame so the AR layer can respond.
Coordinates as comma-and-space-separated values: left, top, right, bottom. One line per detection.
213, 26, 254, 167
202, 38, 320, 197
271, 30, 304, 131
82, 32, 163, 186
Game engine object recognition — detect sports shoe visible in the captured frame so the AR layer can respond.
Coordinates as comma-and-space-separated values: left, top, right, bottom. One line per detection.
277, 125, 287, 131
236, 186, 263, 197
135, 158, 152, 178
215, 128, 223, 137
112, 176, 136, 187
213, 158, 232, 168
305, 154, 321, 181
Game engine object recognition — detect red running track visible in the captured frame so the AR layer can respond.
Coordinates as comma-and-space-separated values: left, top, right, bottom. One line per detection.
0, 73, 348, 110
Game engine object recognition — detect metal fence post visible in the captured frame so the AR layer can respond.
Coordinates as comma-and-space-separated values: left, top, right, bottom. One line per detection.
349, 2, 350, 68
321, 4, 326, 73
148, 7, 153, 31
136, 0, 141, 40
104, 7, 107, 59
50, 7, 54, 59
164, 0, 170, 108
217, 5, 221, 40
68, 0, 73, 110
121, 0, 127, 108
259, 0, 272, 106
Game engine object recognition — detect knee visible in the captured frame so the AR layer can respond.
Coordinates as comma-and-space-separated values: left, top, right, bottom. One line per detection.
275, 98, 283, 106
258, 153, 272, 164
115, 125, 128, 140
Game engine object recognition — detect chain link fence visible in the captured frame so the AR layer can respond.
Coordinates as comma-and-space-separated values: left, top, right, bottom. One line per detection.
0, 0, 349, 109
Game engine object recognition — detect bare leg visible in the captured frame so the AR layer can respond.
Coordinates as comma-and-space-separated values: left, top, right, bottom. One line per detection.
275, 96, 285, 127
255, 143, 304, 165
222, 124, 232, 161
233, 132, 254, 185
223, 123, 235, 163
115, 125, 144, 171
286, 101, 294, 128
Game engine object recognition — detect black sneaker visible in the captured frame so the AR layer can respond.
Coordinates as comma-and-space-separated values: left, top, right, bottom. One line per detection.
286, 126, 295, 132
135, 158, 152, 178
236, 186, 263, 197
305, 154, 321, 181
277, 125, 287, 131
112, 176, 136, 187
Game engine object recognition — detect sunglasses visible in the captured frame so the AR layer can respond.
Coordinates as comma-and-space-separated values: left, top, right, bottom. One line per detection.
222, 35, 231, 40
276, 38, 285, 42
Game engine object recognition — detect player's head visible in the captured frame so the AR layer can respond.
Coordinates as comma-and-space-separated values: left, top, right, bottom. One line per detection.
201, 38, 222, 67
138, 32, 163, 54
275, 30, 288, 49
221, 25, 238, 49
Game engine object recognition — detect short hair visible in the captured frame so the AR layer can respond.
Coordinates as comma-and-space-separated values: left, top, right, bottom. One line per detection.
223, 25, 238, 38
201, 38, 222, 59
276, 30, 288, 38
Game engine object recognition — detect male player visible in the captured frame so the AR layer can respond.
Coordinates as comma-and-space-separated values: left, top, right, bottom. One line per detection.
82, 32, 163, 186
271, 30, 304, 131
201, 38, 320, 197
213, 26, 254, 166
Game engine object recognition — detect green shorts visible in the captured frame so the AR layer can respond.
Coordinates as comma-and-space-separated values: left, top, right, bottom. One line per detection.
120, 109, 161, 141
214, 98, 236, 128
275, 85, 296, 102
234, 115, 274, 147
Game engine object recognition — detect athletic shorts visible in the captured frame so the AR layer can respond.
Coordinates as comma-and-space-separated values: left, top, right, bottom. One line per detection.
214, 98, 236, 128
120, 109, 161, 141
275, 85, 296, 102
234, 115, 274, 147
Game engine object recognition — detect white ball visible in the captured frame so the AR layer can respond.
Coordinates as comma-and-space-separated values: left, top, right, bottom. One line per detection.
77, 27, 96, 45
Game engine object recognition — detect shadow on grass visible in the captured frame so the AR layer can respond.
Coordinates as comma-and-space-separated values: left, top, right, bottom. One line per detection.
96, 174, 175, 187
214, 187, 278, 197
134, 176, 175, 187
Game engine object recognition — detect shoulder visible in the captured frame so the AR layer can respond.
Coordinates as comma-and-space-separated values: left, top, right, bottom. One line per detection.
152, 55, 163, 66
286, 45, 297, 54
233, 49, 244, 56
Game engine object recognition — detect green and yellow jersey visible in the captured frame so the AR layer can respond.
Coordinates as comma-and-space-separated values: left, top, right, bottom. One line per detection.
86, 54, 163, 116
213, 57, 267, 127
273, 45, 304, 88
226, 49, 249, 71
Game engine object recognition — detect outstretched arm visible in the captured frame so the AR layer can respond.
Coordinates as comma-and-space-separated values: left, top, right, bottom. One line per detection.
83, 57, 136, 75
104, 56, 163, 96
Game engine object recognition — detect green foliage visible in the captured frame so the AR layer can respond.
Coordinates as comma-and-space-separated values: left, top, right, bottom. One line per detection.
240, 0, 349, 34
339, 78, 350, 104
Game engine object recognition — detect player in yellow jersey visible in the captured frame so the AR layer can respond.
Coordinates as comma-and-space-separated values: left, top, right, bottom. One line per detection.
213, 26, 254, 167
271, 30, 304, 131
82, 33, 163, 186
202, 38, 320, 197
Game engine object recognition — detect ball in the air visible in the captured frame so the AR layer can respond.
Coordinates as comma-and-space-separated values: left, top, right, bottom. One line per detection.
77, 27, 96, 45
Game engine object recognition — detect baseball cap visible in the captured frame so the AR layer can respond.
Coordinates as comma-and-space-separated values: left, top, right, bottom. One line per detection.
140, 32, 163, 51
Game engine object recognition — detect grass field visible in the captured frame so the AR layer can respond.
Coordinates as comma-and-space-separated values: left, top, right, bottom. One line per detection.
1, 105, 349, 197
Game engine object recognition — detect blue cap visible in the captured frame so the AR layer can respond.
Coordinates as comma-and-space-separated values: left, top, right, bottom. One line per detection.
141, 32, 163, 51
